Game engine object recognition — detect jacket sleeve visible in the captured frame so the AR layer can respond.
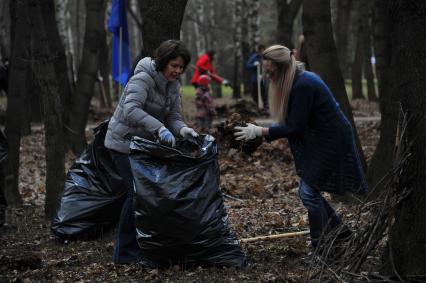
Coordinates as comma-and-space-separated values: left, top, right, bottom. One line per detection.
165, 91, 187, 136
196, 55, 210, 74
267, 80, 315, 141
245, 54, 258, 70
122, 74, 164, 134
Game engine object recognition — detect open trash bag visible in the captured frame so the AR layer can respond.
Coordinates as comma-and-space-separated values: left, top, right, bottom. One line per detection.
51, 121, 127, 240
130, 135, 247, 268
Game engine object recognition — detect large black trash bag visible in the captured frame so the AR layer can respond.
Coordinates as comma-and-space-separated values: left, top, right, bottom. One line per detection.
130, 135, 247, 268
51, 121, 127, 240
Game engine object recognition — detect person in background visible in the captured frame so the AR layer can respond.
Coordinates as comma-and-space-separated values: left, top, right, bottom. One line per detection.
195, 74, 216, 133
191, 50, 230, 88
234, 45, 367, 249
104, 39, 198, 264
245, 44, 268, 112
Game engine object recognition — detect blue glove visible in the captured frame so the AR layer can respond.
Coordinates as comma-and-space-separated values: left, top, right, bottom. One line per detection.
158, 126, 176, 147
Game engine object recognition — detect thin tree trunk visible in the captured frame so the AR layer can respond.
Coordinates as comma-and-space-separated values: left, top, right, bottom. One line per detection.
383, 1, 426, 276
193, 0, 205, 55
333, 0, 352, 77
360, 0, 377, 102
29, 0, 65, 219
241, 0, 251, 95
40, 0, 72, 116
351, 29, 364, 99
232, 0, 242, 99
276, 0, 302, 48
0, 0, 11, 59
138, 0, 188, 57
4, 0, 34, 206
366, 0, 398, 198
302, 0, 367, 171
66, 0, 106, 154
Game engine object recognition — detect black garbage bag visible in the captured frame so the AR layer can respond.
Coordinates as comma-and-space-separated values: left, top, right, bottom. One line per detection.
130, 135, 247, 268
51, 121, 127, 240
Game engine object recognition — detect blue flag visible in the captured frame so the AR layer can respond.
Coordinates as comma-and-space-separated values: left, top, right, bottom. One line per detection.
108, 0, 131, 86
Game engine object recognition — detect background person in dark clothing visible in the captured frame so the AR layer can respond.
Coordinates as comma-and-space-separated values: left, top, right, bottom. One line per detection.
234, 45, 367, 248
245, 44, 268, 112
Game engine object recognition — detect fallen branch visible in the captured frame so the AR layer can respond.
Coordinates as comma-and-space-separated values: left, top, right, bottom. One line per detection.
241, 230, 310, 243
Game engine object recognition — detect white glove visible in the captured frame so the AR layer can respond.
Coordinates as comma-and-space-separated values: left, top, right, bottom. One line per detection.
253, 61, 260, 66
180, 126, 199, 139
222, 79, 230, 86
234, 123, 263, 141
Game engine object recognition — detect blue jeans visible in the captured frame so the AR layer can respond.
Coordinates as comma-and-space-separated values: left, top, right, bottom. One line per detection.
298, 180, 342, 247
111, 150, 143, 264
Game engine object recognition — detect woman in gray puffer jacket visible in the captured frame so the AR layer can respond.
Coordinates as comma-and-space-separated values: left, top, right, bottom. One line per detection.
105, 40, 198, 264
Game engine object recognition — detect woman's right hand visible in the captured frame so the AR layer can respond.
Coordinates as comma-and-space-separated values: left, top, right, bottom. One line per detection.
158, 126, 176, 147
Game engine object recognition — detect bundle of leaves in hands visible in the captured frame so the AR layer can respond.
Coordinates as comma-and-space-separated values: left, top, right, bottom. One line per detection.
216, 112, 263, 154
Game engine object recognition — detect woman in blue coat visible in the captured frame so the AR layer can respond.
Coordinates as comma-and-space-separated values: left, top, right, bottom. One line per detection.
234, 45, 367, 248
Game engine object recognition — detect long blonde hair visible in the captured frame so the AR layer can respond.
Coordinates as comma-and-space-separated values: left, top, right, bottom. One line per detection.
262, 45, 298, 123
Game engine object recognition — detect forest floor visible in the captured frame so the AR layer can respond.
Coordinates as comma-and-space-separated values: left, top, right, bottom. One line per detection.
0, 98, 382, 282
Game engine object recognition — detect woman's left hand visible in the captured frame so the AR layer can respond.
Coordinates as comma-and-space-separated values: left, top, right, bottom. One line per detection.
234, 123, 264, 141
180, 127, 199, 139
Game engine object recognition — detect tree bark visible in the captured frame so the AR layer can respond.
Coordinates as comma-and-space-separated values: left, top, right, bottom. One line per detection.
4, 0, 33, 206
360, 0, 377, 102
381, 2, 426, 275
40, 0, 72, 115
138, 0, 188, 57
28, 0, 65, 219
276, 0, 302, 48
366, 0, 398, 199
333, 0, 352, 77
302, 0, 367, 170
0, 0, 11, 59
65, 0, 105, 154
351, 28, 364, 100
232, 0, 243, 99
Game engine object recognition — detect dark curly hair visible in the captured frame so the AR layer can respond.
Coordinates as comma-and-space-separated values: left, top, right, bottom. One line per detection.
154, 40, 191, 72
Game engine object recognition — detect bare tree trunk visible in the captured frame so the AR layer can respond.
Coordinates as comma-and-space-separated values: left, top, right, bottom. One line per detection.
232, 0, 242, 99
333, 0, 353, 77
4, 0, 33, 206
382, 1, 426, 276
55, 0, 76, 88
0, 0, 11, 59
29, 0, 65, 219
137, 0, 188, 57
302, 0, 367, 170
360, 0, 377, 102
241, 0, 250, 95
40, 0, 72, 115
192, 0, 205, 55
66, 0, 106, 154
366, 0, 398, 198
276, 0, 302, 48
249, 0, 261, 49
351, 29, 364, 99
206, 1, 217, 50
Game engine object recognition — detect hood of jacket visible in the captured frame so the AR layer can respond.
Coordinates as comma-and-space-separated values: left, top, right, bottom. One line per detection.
133, 57, 180, 95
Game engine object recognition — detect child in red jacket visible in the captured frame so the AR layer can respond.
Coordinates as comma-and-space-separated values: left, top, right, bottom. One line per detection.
195, 75, 216, 133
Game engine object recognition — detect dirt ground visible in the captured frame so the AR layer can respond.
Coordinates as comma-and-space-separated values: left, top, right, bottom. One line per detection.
0, 99, 381, 282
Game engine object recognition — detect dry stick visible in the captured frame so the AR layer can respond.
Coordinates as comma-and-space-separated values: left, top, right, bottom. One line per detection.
241, 230, 310, 243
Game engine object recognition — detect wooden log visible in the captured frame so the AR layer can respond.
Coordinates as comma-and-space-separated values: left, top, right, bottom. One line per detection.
241, 230, 310, 243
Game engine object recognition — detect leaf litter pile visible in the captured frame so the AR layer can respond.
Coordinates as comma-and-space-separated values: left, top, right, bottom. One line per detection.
0, 102, 381, 282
